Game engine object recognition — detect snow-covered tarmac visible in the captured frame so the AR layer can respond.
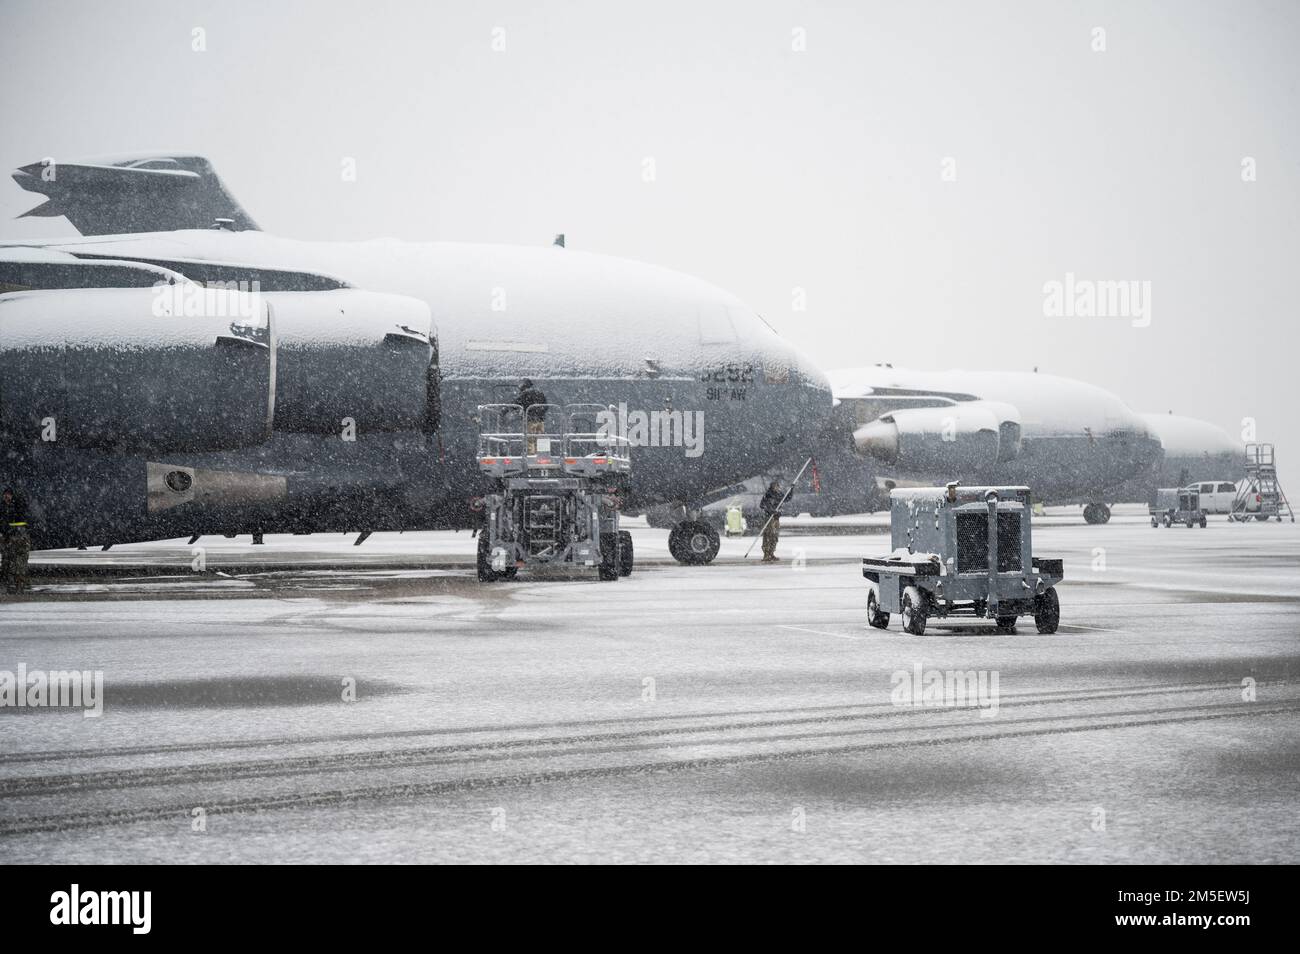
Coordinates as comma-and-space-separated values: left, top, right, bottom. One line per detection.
1, 505, 1297, 863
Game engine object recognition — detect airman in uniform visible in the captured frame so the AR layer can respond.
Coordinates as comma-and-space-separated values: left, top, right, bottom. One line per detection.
1, 487, 31, 594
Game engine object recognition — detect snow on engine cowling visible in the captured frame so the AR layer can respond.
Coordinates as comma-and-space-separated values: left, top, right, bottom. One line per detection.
853, 402, 1022, 471
0, 285, 272, 452
266, 289, 436, 435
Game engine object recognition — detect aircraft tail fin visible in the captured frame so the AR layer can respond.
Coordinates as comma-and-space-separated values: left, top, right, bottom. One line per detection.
12, 153, 259, 235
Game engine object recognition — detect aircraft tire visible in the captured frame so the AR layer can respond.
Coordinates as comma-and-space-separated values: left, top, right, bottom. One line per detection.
1083, 503, 1112, 525
670, 521, 719, 565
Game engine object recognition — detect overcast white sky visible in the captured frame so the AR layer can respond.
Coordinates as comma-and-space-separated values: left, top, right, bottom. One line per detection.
3, 0, 1297, 490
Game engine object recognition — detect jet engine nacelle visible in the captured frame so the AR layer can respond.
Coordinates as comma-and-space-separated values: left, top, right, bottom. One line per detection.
0, 285, 272, 452
853, 402, 1022, 471
268, 289, 437, 434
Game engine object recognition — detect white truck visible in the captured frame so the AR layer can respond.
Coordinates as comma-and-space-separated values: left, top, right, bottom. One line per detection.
1165, 480, 1263, 521
1188, 481, 1246, 515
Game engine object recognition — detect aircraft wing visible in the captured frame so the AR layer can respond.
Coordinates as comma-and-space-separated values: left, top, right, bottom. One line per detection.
0, 243, 353, 294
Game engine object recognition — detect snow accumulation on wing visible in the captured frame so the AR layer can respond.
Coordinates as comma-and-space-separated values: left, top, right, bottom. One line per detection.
0, 246, 83, 262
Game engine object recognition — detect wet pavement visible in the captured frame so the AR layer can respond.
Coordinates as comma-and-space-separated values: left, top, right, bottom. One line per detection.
1, 506, 1297, 863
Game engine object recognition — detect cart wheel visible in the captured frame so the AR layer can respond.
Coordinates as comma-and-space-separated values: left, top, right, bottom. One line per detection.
994, 615, 1018, 634
1033, 587, 1060, 634
598, 532, 620, 581
900, 586, 927, 636
476, 533, 499, 583
867, 588, 890, 630
1199, 514, 1207, 528
618, 530, 634, 576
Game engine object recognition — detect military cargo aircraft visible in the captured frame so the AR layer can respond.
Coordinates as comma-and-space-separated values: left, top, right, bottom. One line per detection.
0, 153, 833, 563
701, 364, 1167, 527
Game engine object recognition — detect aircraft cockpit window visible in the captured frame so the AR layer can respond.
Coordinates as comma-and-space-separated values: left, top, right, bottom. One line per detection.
698, 305, 737, 344
727, 306, 760, 342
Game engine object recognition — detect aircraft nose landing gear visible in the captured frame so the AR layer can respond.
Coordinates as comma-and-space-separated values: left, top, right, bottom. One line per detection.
1083, 503, 1111, 524
669, 520, 720, 564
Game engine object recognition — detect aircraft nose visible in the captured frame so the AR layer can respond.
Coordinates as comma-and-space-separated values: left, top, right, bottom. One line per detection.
800, 354, 834, 418
738, 309, 833, 446
1139, 432, 1164, 467
765, 343, 834, 447
800, 356, 833, 403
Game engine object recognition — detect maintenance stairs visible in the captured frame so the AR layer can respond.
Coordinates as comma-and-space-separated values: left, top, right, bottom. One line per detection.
1232, 443, 1295, 522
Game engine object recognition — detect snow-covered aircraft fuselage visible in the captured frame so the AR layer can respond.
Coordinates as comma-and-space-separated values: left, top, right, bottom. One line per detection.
0, 155, 832, 561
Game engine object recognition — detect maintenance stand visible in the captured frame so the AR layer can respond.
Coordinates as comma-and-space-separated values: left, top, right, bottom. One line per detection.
476, 403, 633, 582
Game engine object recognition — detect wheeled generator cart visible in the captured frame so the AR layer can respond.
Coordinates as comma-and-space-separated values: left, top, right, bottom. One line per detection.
862, 484, 1064, 635
1150, 487, 1207, 528
476, 403, 633, 582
